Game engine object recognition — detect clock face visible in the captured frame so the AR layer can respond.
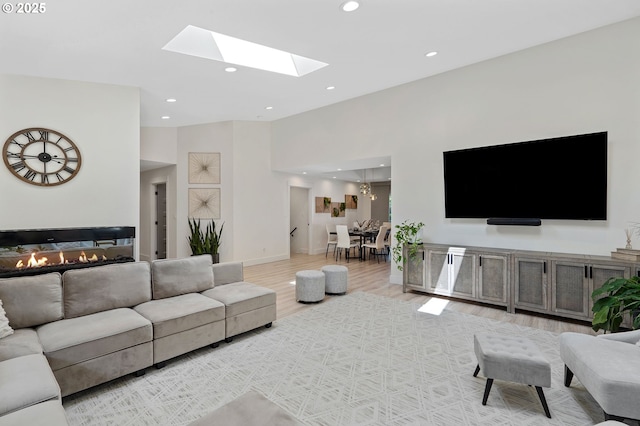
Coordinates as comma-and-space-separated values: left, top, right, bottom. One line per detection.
3, 127, 82, 186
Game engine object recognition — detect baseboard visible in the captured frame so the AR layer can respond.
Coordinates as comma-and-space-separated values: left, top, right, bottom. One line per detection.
242, 254, 290, 267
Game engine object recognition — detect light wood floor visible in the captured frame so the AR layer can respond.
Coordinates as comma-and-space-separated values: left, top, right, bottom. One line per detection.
244, 252, 595, 335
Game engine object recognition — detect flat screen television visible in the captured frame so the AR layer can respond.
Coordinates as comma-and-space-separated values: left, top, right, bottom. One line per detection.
443, 132, 608, 221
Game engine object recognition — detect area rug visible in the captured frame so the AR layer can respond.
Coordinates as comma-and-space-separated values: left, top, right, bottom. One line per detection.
63, 292, 603, 425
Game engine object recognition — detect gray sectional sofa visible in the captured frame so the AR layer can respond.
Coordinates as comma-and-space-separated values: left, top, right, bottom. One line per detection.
0, 255, 276, 425
560, 329, 640, 423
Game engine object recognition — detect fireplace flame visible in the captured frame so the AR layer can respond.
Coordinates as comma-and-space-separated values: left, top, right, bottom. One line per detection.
15, 250, 106, 269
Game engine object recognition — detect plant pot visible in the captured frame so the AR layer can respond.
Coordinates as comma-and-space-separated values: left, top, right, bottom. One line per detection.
211, 253, 220, 264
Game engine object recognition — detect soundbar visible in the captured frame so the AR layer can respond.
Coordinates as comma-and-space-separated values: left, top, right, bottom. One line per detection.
487, 218, 542, 226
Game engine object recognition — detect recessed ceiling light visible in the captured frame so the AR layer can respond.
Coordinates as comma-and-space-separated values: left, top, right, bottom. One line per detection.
225, 67, 237, 72
163, 25, 328, 77
379, 163, 384, 167
337, 168, 342, 171
161, 116, 170, 120
425, 51, 438, 57
326, 86, 335, 90
265, 106, 273, 110
341, 1, 359, 12
357, 179, 361, 182
302, 172, 307, 175
333, 176, 337, 179
165, 98, 177, 103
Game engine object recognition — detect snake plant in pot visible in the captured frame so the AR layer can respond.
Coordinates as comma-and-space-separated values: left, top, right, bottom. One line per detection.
187, 218, 224, 263
591, 275, 640, 333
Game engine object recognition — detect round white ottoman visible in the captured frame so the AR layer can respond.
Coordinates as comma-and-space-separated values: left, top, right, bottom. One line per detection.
296, 270, 325, 303
321, 265, 348, 295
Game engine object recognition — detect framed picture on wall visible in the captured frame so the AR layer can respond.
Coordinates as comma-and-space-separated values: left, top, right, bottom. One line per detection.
345, 194, 358, 209
315, 197, 331, 213
188, 152, 220, 184
188, 188, 220, 219
331, 202, 346, 217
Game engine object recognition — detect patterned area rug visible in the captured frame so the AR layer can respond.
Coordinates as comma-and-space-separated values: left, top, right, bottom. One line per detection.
63, 292, 603, 425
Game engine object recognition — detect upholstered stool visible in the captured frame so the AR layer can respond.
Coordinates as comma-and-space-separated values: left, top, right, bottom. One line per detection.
295, 270, 325, 303
321, 265, 348, 295
473, 332, 552, 418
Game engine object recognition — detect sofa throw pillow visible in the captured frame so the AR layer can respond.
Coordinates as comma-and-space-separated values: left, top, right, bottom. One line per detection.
0, 299, 14, 339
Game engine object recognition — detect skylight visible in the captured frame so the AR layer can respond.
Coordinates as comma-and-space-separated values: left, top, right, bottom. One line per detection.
162, 25, 328, 77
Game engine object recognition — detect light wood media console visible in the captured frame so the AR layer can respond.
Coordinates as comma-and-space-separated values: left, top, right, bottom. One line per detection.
402, 243, 639, 323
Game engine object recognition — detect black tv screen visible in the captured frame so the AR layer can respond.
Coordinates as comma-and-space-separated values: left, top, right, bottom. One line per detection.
443, 132, 608, 220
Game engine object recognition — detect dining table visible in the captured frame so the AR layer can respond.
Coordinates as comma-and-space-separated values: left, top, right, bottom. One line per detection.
330, 228, 378, 261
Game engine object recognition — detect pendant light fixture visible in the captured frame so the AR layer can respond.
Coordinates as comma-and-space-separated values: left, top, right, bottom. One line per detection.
369, 167, 377, 200
359, 169, 371, 195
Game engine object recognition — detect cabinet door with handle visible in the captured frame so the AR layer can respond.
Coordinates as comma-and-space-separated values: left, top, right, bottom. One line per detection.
551, 261, 589, 319
403, 246, 426, 291
450, 251, 476, 298
427, 250, 450, 292
514, 257, 548, 312
477, 254, 508, 305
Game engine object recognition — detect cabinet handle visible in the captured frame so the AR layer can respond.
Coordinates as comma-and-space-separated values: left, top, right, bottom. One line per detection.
584, 265, 588, 278
590, 266, 593, 279
479, 255, 482, 267
543, 261, 546, 274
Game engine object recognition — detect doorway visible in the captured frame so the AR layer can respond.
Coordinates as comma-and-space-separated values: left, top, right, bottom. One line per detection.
290, 186, 309, 254
155, 183, 167, 259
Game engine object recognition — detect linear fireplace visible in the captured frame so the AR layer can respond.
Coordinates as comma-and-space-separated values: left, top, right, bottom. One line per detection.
0, 226, 135, 278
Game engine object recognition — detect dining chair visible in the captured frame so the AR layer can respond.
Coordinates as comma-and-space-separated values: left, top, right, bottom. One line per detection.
336, 225, 360, 263
325, 224, 338, 258
362, 225, 389, 263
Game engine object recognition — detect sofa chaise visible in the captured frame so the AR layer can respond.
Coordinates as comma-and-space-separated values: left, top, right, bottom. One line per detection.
560, 329, 640, 422
0, 255, 276, 424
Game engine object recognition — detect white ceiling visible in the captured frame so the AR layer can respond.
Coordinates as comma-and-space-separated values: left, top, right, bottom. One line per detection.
3, 0, 640, 178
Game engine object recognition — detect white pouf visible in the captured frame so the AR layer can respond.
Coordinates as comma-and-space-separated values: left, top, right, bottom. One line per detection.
321, 265, 348, 295
295, 270, 325, 303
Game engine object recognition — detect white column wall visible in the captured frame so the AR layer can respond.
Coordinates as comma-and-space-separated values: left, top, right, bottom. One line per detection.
0, 75, 140, 255
176, 122, 234, 260
272, 18, 640, 282
231, 121, 289, 265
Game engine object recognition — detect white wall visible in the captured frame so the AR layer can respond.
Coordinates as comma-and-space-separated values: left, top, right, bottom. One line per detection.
290, 186, 309, 254
272, 18, 640, 282
0, 75, 140, 254
140, 127, 178, 165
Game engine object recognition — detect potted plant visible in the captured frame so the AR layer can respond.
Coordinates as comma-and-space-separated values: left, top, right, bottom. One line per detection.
187, 218, 224, 263
591, 275, 640, 333
391, 220, 425, 271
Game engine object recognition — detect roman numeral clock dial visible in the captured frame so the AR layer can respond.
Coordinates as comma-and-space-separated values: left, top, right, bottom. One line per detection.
3, 128, 82, 186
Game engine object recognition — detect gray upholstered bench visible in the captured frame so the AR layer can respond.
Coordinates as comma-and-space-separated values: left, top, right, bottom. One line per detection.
295, 270, 325, 303
321, 265, 348, 295
473, 332, 551, 418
